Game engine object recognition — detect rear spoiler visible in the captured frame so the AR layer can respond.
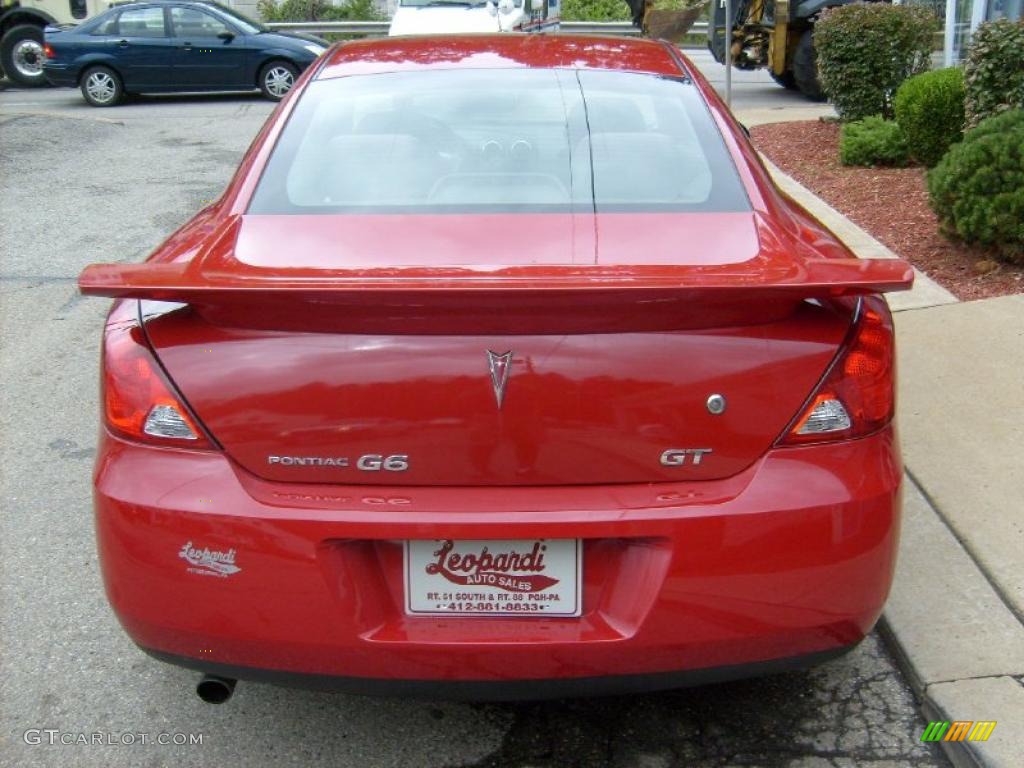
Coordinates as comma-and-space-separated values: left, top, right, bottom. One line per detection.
78, 258, 913, 304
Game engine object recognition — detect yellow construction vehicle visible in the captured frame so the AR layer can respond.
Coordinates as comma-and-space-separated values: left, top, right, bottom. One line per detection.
628, 0, 889, 100
707, 0, 894, 99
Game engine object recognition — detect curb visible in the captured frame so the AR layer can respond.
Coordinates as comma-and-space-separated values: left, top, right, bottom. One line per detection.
880, 474, 1024, 768
750, 143, 1024, 768
920, 678, 1024, 768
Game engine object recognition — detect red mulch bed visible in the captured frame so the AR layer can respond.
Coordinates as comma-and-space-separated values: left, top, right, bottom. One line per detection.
751, 120, 1023, 301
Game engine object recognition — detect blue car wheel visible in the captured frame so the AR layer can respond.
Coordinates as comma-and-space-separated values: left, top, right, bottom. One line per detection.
80, 65, 123, 108
259, 60, 298, 101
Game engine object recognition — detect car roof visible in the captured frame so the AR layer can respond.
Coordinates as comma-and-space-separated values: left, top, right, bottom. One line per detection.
111, 0, 221, 4
108, 0, 233, 8
316, 35, 688, 80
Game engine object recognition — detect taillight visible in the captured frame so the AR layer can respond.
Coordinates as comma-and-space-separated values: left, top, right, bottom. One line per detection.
102, 321, 213, 449
44, 44, 56, 59
778, 297, 895, 446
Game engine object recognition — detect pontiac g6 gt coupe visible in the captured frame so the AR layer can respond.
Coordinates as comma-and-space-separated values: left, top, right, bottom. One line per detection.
79, 35, 913, 703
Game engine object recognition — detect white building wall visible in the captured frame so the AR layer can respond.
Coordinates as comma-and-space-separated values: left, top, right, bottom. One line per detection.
944, 0, 1023, 64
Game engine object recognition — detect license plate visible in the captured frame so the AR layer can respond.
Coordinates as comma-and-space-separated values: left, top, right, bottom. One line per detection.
404, 539, 582, 617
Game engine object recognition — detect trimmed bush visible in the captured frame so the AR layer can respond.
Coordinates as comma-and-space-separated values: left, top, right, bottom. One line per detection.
927, 109, 1024, 264
963, 19, 1024, 128
257, 0, 383, 22
894, 68, 965, 167
840, 116, 910, 167
815, 3, 937, 121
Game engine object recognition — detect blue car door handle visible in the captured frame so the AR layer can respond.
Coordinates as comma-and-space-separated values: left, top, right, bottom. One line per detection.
117, 39, 129, 48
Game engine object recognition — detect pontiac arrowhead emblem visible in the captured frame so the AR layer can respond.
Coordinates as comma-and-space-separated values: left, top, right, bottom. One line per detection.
486, 350, 513, 409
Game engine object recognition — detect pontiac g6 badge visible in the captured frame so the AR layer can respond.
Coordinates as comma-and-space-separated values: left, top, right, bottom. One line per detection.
487, 350, 513, 408
267, 454, 409, 470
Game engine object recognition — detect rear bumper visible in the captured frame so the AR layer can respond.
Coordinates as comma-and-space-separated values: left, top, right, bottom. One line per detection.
145, 643, 858, 700
42, 63, 76, 87
94, 426, 902, 694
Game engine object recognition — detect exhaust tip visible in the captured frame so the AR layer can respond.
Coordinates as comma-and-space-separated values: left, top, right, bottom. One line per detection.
196, 674, 237, 704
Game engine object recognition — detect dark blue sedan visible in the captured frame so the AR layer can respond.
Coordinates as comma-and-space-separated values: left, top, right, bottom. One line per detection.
43, 0, 326, 106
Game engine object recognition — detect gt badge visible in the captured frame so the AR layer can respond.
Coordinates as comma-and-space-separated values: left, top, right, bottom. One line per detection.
660, 448, 713, 466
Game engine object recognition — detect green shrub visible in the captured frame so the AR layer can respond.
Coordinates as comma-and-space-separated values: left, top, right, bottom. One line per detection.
963, 19, 1024, 128
815, 3, 937, 121
561, 0, 631, 21
927, 109, 1024, 264
257, 0, 383, 22
894, 68, 965, 167
840, 116, 910, 167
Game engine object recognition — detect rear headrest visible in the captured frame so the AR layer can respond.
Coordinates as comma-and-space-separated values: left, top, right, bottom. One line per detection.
328, 133, 424, 161
317, 134, 437, 205
355, 111, 406, 135
575, 97, 646, 133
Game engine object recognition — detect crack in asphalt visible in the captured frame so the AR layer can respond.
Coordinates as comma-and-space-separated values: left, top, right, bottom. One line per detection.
458, 637, 948, 768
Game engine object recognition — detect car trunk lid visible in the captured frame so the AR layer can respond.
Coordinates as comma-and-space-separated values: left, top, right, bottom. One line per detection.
80, 212, 912, 486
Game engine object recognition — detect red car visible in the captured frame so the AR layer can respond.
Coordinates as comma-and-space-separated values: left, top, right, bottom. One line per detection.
79, 34, 913, 703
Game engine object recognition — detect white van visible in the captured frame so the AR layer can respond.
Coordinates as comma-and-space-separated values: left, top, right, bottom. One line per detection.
388, 0, 560, 37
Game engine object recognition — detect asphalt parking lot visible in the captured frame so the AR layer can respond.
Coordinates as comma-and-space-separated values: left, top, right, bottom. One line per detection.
0, 50, 948, 768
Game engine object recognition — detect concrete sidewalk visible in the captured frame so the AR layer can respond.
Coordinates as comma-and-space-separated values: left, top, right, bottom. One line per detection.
887, 297, 1024, 768
746, 122, 1024, 768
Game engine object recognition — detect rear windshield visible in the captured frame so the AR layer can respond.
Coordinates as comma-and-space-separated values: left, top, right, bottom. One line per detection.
248, 68, 750, 215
